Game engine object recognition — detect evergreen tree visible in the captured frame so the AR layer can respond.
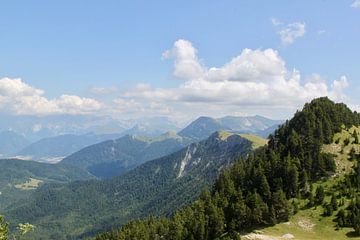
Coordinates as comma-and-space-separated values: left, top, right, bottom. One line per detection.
331, 194, 338, 211
315, 186, 325, 205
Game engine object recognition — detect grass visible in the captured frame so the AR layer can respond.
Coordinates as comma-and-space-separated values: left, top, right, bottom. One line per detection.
14, 178, 43, 190
218, 131, 267, 149
239, 134, 268, 149
241, 126, 360, 240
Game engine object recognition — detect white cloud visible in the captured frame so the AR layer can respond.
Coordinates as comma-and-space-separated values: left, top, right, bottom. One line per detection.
270, 18, 282, 26
90, 86, 118, 95
162, 39, 206, 80
278, 22, 306, 45
0, 40, 355, 121
0, 78, 102, 115
117, 39, 352, 119
352, 0, 360, 8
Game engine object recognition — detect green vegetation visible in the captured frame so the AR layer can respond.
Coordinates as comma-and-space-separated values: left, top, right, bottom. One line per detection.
0, 159, 94, 211
239, 133, 268, 149
14, 178, 43, 190
60, 133, 193, 178
0, 216, 35, 240
218, 131, 268, 149
6, 132, 254, 239
95, 97, 360, 240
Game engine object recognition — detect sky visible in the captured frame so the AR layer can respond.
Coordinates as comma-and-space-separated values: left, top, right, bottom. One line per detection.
0, 0, 359, 122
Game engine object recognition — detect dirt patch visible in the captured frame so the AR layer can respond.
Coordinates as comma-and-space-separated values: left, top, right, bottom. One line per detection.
242, 233, 294, 240
242, 233, 278, 240
297, 219, 315, 231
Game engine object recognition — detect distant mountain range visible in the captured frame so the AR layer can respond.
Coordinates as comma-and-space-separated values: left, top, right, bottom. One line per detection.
60, 132, 193, 178
0, 131, 30, 157
8, 131, 265, 239
0, 114, 281, 164
16, 133, 123, 163
179, 115, 283, 140
58, 115, 278, 178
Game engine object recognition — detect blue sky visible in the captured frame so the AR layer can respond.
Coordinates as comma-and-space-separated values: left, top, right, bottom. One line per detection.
0, 0, 359, 120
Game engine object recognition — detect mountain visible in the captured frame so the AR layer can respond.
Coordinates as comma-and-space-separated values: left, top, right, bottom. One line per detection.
0, 131, 30, 157
120, 117, 182, 136
179, 115, 282, 140
0, 114, 181, 142
7, 131, 265, 239
16, 133, 122, 163
94, 97, 360, 240
0, 159, 94, 211
178, 117, 226, 140
60, 132, 192, 178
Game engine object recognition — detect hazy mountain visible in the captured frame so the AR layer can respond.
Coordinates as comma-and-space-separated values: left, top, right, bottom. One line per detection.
16, 133, 122, 163
8, 131, 265, 239
178, 117, 226, 140
0, 114, 127, 141
60, 132, 192, 178
0, 158, 94, 211
0, 131, 31, 157
179, 115, 282, 140
121, 116, 182, 136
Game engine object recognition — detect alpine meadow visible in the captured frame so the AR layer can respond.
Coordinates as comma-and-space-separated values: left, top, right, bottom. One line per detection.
0, 1, 360, 240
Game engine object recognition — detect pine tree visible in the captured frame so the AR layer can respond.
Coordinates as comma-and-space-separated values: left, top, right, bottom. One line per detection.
331, 194, 338, 211
315, 186, 325, 205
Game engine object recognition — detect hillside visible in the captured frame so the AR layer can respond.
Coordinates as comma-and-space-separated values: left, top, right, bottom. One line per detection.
60, 132, 192, 178
240, 126, 360, 240
0, 159, 94, 211
16, 133, 122, 163
94, 97, 360, 240
6, 132, 264, 239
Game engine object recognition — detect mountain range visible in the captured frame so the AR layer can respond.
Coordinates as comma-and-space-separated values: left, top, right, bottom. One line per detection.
60, 132, 193, 178
0, 114, 280, 164
179, 115, 282, 140
6, 131, 265, 239
16, 133, 123, 163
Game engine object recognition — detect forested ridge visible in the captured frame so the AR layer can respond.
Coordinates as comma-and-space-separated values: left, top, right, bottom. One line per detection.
96, 97, 360, 240
6, 132, 256, 239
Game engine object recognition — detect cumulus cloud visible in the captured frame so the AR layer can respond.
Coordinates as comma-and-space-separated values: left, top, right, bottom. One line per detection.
278, 22, 306, 45
115, 40, 354, 119
0, 78, 102, 115
162, 39, 206, 80
352, 0, 360, 8
0, 40, 355, 120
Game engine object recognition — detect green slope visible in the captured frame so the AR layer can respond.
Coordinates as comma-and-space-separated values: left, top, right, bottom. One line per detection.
60, 132, 193, 178
0, 159, 94, 211
241, 126, 360, 240
93, 97, 360, 240
7, 132, 265, 239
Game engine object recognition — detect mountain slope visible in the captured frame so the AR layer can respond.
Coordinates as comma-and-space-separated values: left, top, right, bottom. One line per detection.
0, 131, 30, 157
179, 115, 282, 140
16, 133, 122, 163
7, 132, 264, 239
0, 159, 94, 211
60, 132, 192, 178
178, 117, 226, 140
94, 97, 360, 240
